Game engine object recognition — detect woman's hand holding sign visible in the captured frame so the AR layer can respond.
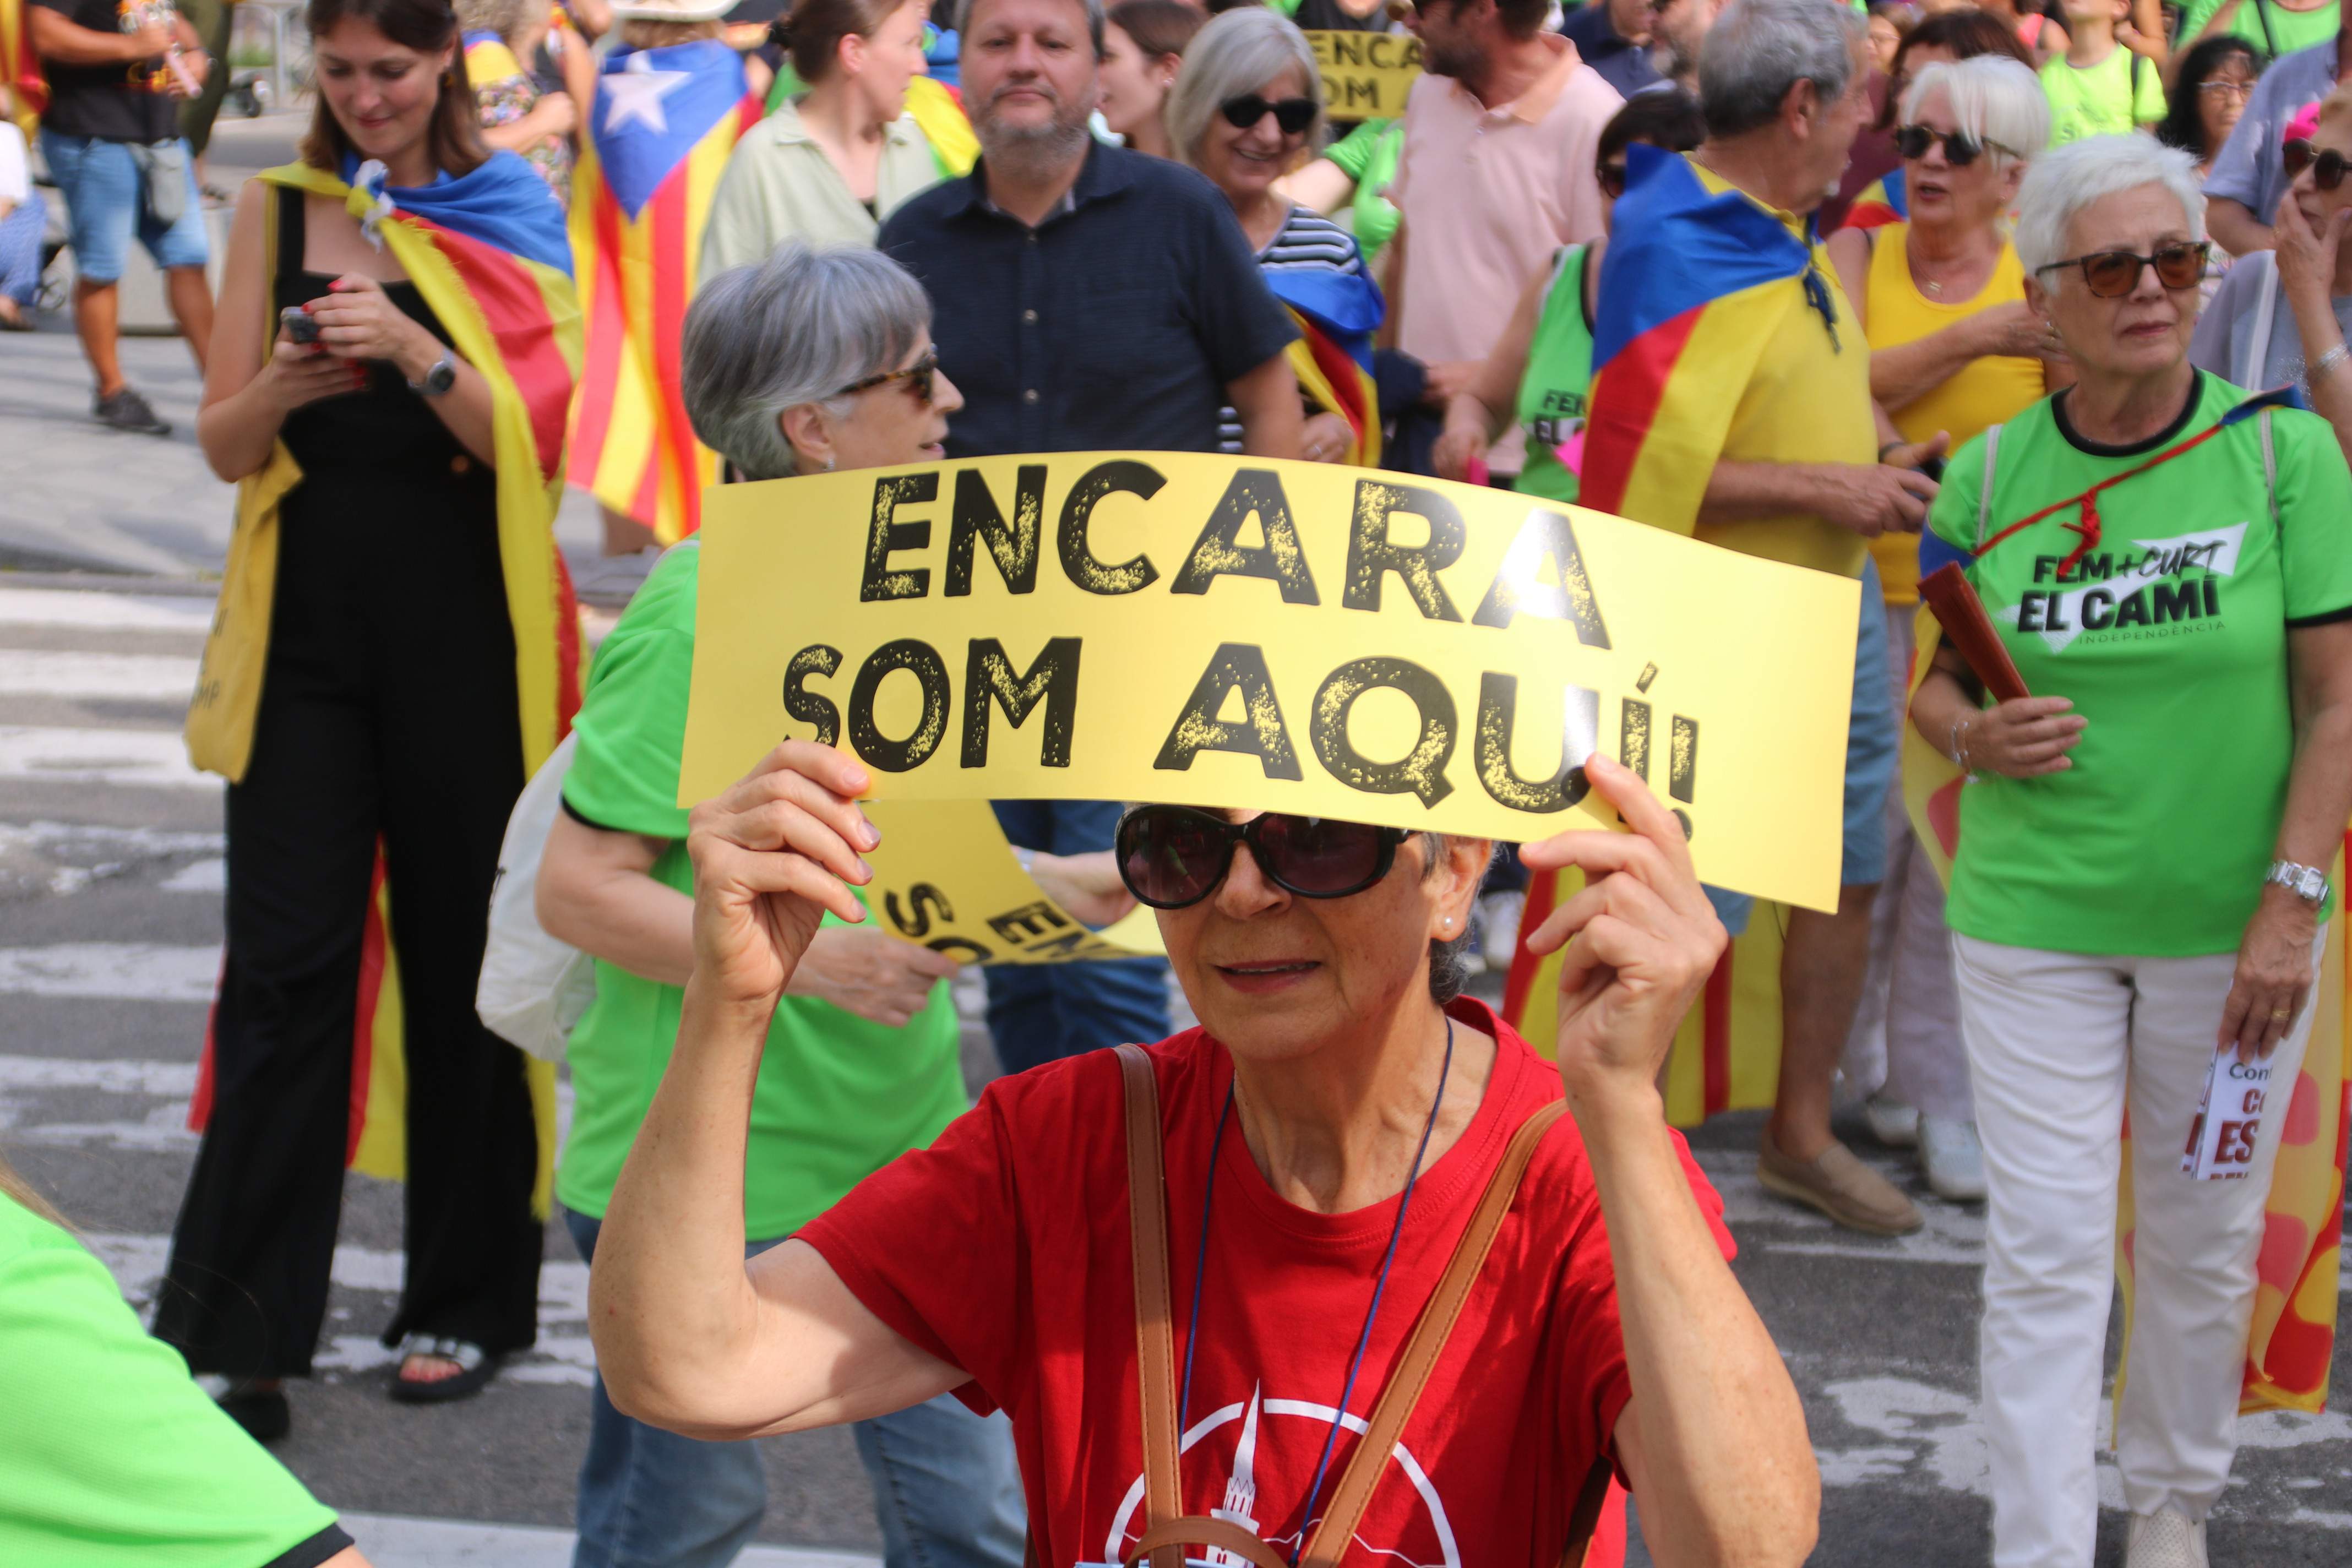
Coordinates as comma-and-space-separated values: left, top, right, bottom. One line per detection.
685, 741, 884, 1015
1520, 753, 1725, 1110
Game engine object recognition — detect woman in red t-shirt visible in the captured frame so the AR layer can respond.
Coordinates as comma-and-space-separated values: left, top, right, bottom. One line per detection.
586, 744, 1817, 1568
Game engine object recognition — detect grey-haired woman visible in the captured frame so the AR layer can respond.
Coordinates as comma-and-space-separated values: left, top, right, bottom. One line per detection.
535, 241, 1043, 1568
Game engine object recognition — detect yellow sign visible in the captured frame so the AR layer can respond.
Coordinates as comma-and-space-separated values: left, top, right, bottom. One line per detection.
864, 798, 1164, 964
681, 454, 1859, 912
1305, 29, 1422, 119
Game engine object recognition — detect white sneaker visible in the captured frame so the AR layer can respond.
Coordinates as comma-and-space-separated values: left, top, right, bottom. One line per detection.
1918, 1116, 1986, 1201
1861, 1093, 1920, 1148
1477, 890, 1526, 971
2126, 1510, 2208, 1568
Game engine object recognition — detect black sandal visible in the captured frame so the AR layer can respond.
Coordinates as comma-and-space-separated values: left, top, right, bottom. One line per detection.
388, 1333, 502, 1404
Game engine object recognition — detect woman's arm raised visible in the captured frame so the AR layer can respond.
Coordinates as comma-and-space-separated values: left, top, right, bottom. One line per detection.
587, 743, 968, 1439
1518, 756, 1817, 1568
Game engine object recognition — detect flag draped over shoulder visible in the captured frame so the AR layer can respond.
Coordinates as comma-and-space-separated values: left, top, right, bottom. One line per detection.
462, 28, 525, 86
1895, 396, 2345, 1417
1506, 144, 1823, 1125
568, 39, 756, 542
183, 153, 581, 1213
1267, 268, 1384, 468
1, 0, 43, 135
1840, 168, 1908, 232
1580, 144, 1831, 535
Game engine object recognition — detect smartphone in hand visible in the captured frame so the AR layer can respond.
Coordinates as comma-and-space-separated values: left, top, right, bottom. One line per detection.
280, 305, 321, 345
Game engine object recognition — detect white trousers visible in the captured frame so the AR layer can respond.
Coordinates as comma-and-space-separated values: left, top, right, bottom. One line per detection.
1951, 932, 2324, 1567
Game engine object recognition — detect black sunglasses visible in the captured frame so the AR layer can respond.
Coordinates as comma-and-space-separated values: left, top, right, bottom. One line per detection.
1219, 94, 1317, 135
2284, 138, 2352, 191
1894, 124, 2013, 166
2033, 242, 2209, 299
833, 348, 939, 405
1115, 806, 1410, 910
1598, 158, 1627, 199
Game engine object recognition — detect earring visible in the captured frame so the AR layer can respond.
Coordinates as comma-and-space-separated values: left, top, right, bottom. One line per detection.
1442, 916, 1454, 929
823, 454, 836, 473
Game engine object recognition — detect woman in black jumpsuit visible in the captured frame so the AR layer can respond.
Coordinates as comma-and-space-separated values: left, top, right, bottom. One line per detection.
160, 0, 549, 1439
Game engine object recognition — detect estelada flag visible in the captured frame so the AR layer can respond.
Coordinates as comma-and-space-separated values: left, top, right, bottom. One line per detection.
184, 152, 583, 1212
1506, 143, 1839, 1124
1, 0, 46, 135
1579, 143, 1844, 535
1840, 167, 1908, 232
1900, 395, 2345, 1418
1268, 268, 1385, 468
568, 39, 757, 543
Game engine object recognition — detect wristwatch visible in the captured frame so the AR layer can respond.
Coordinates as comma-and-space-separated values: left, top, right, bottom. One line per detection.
2267, 860, 2332, 908
407, 350, 458, 398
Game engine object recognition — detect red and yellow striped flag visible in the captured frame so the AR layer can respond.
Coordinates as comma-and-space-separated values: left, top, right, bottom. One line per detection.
1, 0, 46, 136
567, 39, 757, 543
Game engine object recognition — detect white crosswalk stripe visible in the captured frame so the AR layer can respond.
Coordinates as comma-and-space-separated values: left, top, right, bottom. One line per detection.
0, 648, 202, 700
0, 942, 218, 1001
0, 587, 214, 633
0, 725, 217, 791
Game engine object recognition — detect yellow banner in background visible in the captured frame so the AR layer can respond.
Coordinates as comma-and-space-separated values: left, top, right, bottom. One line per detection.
1305, 30, 1422, 119
681, 453, 1857, 912
864, 799, 1163, 964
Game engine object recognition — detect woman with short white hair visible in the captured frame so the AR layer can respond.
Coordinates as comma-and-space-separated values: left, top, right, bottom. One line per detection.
1823, 53, 2057, 1205
1909, 133, 2352, 1568
1168, 6, 1378, 464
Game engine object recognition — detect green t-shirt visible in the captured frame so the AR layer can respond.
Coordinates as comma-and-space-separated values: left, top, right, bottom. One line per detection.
556, 543, 967, 1238
2177, 0, 2339, 56
1926, 373, 2352, 956
2039, 45, 2168, 145
1512, 244, 1594, 507
0, 1194, 344, 1568
1323, 117, 1404, 263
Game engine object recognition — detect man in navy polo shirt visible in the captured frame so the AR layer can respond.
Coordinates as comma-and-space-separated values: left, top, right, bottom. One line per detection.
878, 0, 1302, 1072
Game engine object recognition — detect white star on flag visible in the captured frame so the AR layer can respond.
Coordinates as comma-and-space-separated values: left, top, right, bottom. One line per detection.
602, 52, 690, 135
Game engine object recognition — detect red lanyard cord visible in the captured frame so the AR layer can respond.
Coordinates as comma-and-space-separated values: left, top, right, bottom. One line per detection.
1974, 421, 2229, 579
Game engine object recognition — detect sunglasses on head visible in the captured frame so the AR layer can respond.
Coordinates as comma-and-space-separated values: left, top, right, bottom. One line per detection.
833, 347, 939, 405
2283, 138, 2352, 190
1115, 805, 1411, 911
1219, 94, 1317, 135
2032, 242, 2209, 298
1894, 124, 2011, 166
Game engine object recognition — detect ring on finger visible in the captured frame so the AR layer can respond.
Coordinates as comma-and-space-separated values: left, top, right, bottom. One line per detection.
2270, 1005, 2293, 1020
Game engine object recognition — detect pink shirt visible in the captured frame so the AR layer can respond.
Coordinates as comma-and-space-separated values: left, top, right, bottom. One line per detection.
1390, 35, 1621, 472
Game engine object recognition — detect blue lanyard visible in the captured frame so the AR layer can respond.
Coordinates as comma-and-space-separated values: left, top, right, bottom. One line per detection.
1175, 1016, 1456, 1564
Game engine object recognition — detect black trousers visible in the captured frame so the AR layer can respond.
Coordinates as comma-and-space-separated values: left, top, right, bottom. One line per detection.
155, 476, 542, 1380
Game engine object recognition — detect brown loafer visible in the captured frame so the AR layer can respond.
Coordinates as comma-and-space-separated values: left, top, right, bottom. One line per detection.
1758, 1129, 1924, 1235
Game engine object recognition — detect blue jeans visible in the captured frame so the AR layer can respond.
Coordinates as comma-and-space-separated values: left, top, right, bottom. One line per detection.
0, 189, 46, 306
37, 132, 209, 284
1705, 555, 1895, 935
984, 799, 1170, 1075
565, 1211, 1027, 1568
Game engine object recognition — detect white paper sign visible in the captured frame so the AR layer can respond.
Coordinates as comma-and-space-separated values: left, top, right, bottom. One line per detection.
2181, 1050, 2273, 1180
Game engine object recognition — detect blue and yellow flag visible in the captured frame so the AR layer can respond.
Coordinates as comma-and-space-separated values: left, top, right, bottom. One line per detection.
1267, 268, 1384, 468
1841, 167, 1908, 232
568, 39, 756, 542
1579, 145, 1836, 533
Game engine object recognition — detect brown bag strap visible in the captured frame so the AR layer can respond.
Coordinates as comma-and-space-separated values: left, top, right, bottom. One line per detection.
1295, 1099, 1569, 1568
1122, 1517, 1293, 1568
1116, 1043, 1184, 1568
1558, 1457, 1614, 1567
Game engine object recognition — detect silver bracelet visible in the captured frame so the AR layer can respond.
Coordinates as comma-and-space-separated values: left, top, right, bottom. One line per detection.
1947, 714, 1974, 774
2316, 342, 2352, 381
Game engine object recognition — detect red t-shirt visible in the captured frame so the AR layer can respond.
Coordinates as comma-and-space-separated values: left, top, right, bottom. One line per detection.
798, 998, 1733, 1568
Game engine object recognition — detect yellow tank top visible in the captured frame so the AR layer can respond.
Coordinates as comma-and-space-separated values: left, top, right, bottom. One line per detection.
1864, 222, 2046, 603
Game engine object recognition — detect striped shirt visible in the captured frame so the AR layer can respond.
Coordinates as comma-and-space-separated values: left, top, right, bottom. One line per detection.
1219, 206, 1366, 453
